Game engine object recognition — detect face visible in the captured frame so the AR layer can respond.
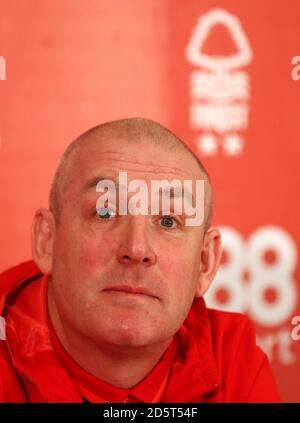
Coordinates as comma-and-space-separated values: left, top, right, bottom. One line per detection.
42, 135, 216, 349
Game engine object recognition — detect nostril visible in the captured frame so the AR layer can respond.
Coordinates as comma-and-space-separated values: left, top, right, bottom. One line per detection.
119, 255, 152, 265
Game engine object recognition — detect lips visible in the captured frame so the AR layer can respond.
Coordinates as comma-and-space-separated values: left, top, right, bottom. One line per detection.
103, 285, 157, 299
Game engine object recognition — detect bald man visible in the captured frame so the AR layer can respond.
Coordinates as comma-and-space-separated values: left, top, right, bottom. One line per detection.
0, 118, 281, 403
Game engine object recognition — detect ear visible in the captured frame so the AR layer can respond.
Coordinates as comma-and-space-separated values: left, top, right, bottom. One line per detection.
31, 208, 56, 275
195, 226, 222, 298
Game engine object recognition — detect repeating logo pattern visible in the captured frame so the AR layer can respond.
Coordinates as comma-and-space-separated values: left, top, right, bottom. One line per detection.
204, 225, 298, 364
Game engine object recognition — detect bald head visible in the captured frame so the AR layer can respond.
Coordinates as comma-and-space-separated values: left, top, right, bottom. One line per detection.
49, 118, 213, 230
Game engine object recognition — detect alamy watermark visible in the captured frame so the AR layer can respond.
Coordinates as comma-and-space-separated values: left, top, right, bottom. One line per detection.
95, 172, 205, 226
0, 316, 6, 340
291, 56, 300, 81
291, 316, 300, 341
0, 55, 5, 80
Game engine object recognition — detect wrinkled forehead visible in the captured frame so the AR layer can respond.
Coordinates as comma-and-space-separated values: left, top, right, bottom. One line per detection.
67, 135, 206, 189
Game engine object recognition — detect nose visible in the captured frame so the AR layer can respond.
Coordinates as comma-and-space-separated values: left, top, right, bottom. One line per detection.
116, 216, 157, 267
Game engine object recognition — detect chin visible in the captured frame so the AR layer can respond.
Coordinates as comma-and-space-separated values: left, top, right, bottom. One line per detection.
83, 312, 165, 348
99, 321, 156, 348
111, 326, 151, 347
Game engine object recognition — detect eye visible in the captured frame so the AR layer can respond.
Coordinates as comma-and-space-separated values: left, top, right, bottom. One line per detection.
96, 206, 116, 220
159, 215, 178, 229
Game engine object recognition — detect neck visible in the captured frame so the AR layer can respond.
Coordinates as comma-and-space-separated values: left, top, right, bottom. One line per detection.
47, 285, 172, 389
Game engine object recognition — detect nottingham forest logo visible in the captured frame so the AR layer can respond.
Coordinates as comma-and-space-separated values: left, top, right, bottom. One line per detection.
186, 8, 252, 156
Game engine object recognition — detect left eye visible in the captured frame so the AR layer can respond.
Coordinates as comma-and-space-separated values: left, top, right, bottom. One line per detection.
159, 215, 178, 228
96, 207, 116, 220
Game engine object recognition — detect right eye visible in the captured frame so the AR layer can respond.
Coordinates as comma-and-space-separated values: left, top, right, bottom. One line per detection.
96, 206, 116, 220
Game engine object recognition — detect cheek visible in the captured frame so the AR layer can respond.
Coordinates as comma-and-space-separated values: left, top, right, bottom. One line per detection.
54, 222, 116, 280
77, 231, 117, 278
159, 240, 200, 297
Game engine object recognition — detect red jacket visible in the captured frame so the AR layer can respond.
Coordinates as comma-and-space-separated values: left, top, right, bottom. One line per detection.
0, 261, 282, 403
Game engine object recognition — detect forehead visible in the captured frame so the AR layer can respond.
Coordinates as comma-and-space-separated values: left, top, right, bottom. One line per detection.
68, 135, 204, 186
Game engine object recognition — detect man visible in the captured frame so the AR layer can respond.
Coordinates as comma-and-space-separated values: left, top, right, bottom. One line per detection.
0, 118, 281, 402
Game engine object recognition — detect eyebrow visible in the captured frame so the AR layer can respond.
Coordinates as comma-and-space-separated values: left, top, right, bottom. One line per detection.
83, 176, 197, 206
83, 176, 119, 192
160, 187, 195, 207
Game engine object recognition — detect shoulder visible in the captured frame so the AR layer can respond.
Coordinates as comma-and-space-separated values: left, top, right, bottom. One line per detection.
206, 307, 264, 367
206, 308, 281, 401
0, 342, 27, 402
0, 260, 41, 314
207, 307, 258, 348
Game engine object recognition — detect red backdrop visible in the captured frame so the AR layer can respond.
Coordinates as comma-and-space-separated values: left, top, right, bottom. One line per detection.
0, 0, 299, 401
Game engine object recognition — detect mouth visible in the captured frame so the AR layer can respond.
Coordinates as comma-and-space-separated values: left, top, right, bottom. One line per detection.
103, 285, 158, 299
